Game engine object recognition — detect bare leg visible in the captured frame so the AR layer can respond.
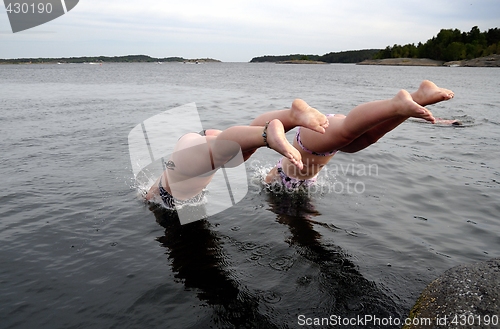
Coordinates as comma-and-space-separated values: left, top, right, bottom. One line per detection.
339, 116, 407, 153
250, 99, 329, 133
212, 119, 304, 169
300, 89, 434, 153
340, 90, 434, 136
243, 99, 329, 160
340, 81, 454, 153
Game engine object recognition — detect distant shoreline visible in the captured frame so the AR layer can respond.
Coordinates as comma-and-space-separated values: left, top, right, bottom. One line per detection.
1, 54, 498, 67
358, 55, 500, 67
0, 55, 221, 65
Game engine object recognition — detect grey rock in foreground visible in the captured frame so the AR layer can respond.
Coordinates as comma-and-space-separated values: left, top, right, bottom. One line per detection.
404, 258, 500, 329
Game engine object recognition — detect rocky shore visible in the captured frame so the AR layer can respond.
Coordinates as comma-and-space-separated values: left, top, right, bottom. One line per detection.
446, 54, 500, 67
358, 58, 444, 66
404, 257, 500, 329
276, 59, 328, 64
358, 54, 500, 67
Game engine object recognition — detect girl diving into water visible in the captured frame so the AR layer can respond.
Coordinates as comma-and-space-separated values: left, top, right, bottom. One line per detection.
146, 80, 454, 208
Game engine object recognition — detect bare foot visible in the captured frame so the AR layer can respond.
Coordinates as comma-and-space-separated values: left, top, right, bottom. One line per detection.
266, 119, 303, 169
290, 99, 329, 134
411, 80, 454, 106
434, 118, 462, 126
394, 89, 436, 123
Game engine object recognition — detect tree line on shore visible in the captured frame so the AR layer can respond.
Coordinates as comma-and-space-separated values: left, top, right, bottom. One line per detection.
250, 49, 380, 63
251, 26, 499, 64
373, 26, 499, 62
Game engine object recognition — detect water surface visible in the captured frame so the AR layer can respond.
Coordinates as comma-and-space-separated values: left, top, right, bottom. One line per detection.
1, 63, 499, 328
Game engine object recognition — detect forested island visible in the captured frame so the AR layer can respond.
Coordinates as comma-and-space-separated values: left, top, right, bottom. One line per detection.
251, 26, 499, 67
373, 26, 499, 62
0, 55, 221, 65
250, 49, 380, 64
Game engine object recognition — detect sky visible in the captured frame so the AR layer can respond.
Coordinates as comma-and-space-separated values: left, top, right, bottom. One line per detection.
1, 0, 499, 62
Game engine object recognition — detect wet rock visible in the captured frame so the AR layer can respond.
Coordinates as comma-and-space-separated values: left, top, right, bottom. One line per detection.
357, 58, 444, 66
358, 55, 500, 67
461, 54, 500, 67
404, 258, 500, 329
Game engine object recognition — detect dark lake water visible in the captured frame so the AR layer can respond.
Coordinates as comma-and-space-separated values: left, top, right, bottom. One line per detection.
1, 62, 499, 328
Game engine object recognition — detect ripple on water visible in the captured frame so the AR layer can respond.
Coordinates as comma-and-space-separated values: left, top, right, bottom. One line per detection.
269, 255, 295, 271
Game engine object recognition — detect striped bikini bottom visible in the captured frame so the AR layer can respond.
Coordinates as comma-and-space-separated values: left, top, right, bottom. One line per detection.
158, 180, 205, 209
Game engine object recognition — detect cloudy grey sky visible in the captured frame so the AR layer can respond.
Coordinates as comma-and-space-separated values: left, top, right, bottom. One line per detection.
1, 0, 499, 62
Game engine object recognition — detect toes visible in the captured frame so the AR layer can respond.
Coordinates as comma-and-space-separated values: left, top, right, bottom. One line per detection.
289, 157, 301, 169
313, 118, 329, 134
315, 126, 326, 134
288, 154, 303, 169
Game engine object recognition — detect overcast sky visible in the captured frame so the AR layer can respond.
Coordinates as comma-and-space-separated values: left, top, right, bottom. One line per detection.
1, 0, 499, 62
